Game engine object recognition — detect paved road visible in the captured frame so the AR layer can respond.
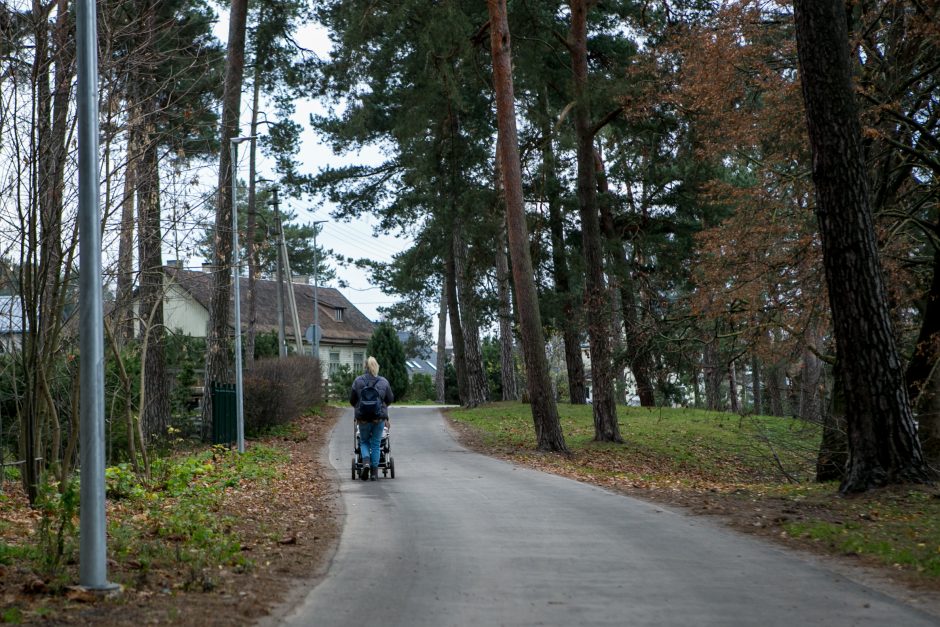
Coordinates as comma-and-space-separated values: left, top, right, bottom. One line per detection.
278, 406, 939, 626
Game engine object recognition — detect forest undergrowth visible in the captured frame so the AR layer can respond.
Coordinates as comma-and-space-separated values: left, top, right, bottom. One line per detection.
0, 408, 340, 625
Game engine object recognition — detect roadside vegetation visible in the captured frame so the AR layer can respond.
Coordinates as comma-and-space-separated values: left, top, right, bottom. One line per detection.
448, 402, 940, 586
0, 408, 339, 625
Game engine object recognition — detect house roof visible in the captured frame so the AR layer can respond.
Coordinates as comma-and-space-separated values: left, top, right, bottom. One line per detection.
405, 352, 442, 378
165, 266, 374, 345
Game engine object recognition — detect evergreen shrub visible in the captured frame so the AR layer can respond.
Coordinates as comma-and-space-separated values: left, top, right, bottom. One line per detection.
367, 322, 409, 400
406, 373, 435, 402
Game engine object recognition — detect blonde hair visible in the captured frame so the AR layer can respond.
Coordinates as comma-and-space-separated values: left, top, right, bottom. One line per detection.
366, 356, 380, 376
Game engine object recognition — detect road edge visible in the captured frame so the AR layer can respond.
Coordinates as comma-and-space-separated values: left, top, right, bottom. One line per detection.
255, 408, 347, 627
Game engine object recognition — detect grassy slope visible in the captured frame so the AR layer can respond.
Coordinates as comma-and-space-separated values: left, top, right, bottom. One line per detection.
448, 402, 940, 584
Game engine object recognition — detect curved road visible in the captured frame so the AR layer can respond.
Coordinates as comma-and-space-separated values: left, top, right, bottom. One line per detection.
278, 406, 938, 626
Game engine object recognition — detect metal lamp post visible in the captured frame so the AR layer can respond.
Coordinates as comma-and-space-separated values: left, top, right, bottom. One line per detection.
230, 136, 256, 454
77, 0, 117, 591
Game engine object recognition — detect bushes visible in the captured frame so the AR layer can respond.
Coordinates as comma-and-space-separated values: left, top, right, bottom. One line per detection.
243, 356, 323, 435
405, 373, 435, 402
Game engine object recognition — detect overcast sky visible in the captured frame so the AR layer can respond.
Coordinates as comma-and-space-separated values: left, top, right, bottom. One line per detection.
209, 15, 413, 323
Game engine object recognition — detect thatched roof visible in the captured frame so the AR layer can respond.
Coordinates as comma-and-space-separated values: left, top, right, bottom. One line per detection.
165, 266, 374, 345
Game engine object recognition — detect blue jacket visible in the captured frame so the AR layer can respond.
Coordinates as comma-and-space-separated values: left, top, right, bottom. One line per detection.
350, 374, 394, 420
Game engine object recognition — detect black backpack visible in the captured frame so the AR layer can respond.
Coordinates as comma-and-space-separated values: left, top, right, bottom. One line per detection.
357, 377, 383, 419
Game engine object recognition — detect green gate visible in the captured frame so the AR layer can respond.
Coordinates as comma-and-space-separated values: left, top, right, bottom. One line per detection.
211, 383, 237, 446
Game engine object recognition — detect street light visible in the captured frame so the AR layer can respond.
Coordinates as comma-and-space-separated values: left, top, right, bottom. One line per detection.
230, 136, 256, 454
311, 220, 326, 361
77, 0, 117, 592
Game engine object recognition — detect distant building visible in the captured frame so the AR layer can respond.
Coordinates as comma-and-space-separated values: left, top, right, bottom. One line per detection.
396, 330, 448, 379
0, 295, 24, 353
158, 266, 374, 375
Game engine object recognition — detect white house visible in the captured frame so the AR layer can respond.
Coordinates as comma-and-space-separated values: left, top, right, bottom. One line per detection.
158, 266, 374, 375
0, 295, 24, 353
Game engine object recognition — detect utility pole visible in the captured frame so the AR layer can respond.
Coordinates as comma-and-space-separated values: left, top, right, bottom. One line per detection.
311, 220, 326, 360
77, 0, 116, 591
271, 188, 287, 358
277, 209, 303, 353
230, 136, 255, 454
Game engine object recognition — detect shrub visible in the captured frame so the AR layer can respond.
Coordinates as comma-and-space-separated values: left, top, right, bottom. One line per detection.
328, 364, 355, 402
406, 373, 435, 402
367, 322, 409, 400
243, 356, 323, 435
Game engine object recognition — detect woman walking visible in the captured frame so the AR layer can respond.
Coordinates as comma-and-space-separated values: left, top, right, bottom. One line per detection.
350, 356, 394, 480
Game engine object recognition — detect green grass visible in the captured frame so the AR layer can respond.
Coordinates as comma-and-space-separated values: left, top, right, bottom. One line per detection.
781, 488, 940, 577
448, 402, 820, 485
448, 402, 940, 582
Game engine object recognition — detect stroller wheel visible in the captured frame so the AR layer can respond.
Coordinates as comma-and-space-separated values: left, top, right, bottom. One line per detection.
389, 457, 395, 479
351, 457, 357, 480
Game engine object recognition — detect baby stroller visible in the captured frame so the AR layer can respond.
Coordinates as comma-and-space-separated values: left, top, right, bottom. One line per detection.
351, 422, 395, 479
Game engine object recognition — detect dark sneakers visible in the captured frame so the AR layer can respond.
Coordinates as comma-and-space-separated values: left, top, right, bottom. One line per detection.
360, 465, 370, 481
370, 473, 377, 481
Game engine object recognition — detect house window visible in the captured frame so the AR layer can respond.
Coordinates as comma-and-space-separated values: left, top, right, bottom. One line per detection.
329, 352, 341, 374
353, 352, 364, 373
334, 308, 344, 322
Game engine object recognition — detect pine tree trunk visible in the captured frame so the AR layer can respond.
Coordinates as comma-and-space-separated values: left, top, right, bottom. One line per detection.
751, 354, 762, 415
495, 213, 519, 401
445, 241, 469, 404
596, 149, 655, 407
570, 0, 620, 442
115, 116, 137, 346
435, 282, 447, 403
488, 0, 567, 452
539, 93, 587, 404
137, 95, 169, 441
453, 228, 489, 407
799, 325, 823, 424
202, 0, 250, 435
765, 364, 786, 417
703, 341, 722, 412
794, 0, 934, 491
728, 359, 739, 414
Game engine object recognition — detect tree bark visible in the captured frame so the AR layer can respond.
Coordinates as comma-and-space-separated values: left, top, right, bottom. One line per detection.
794, 0, 934, 491
765, 360, 787, 417
570, 0, 620, 442
799, 324, 824, 424
751, 354, 763, 415
488, 0, 567, 452
115, 115, 138, 346
435, 281, 448, 403
595, 149, 655, 406
539, 89, 587, 404
728, 359, 739, 414
445, 240, 468, 404
202, 0, 250, 435
495, 212, 519, 401
453, 227, 489, 407
703, 341, 723, 412
137, 84, 169, 441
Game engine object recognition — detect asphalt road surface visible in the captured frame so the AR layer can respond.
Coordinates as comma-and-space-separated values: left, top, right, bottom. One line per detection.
278, 406, 939, 626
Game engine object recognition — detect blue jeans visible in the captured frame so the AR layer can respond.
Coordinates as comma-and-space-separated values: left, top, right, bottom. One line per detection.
358, 421, 384, 469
